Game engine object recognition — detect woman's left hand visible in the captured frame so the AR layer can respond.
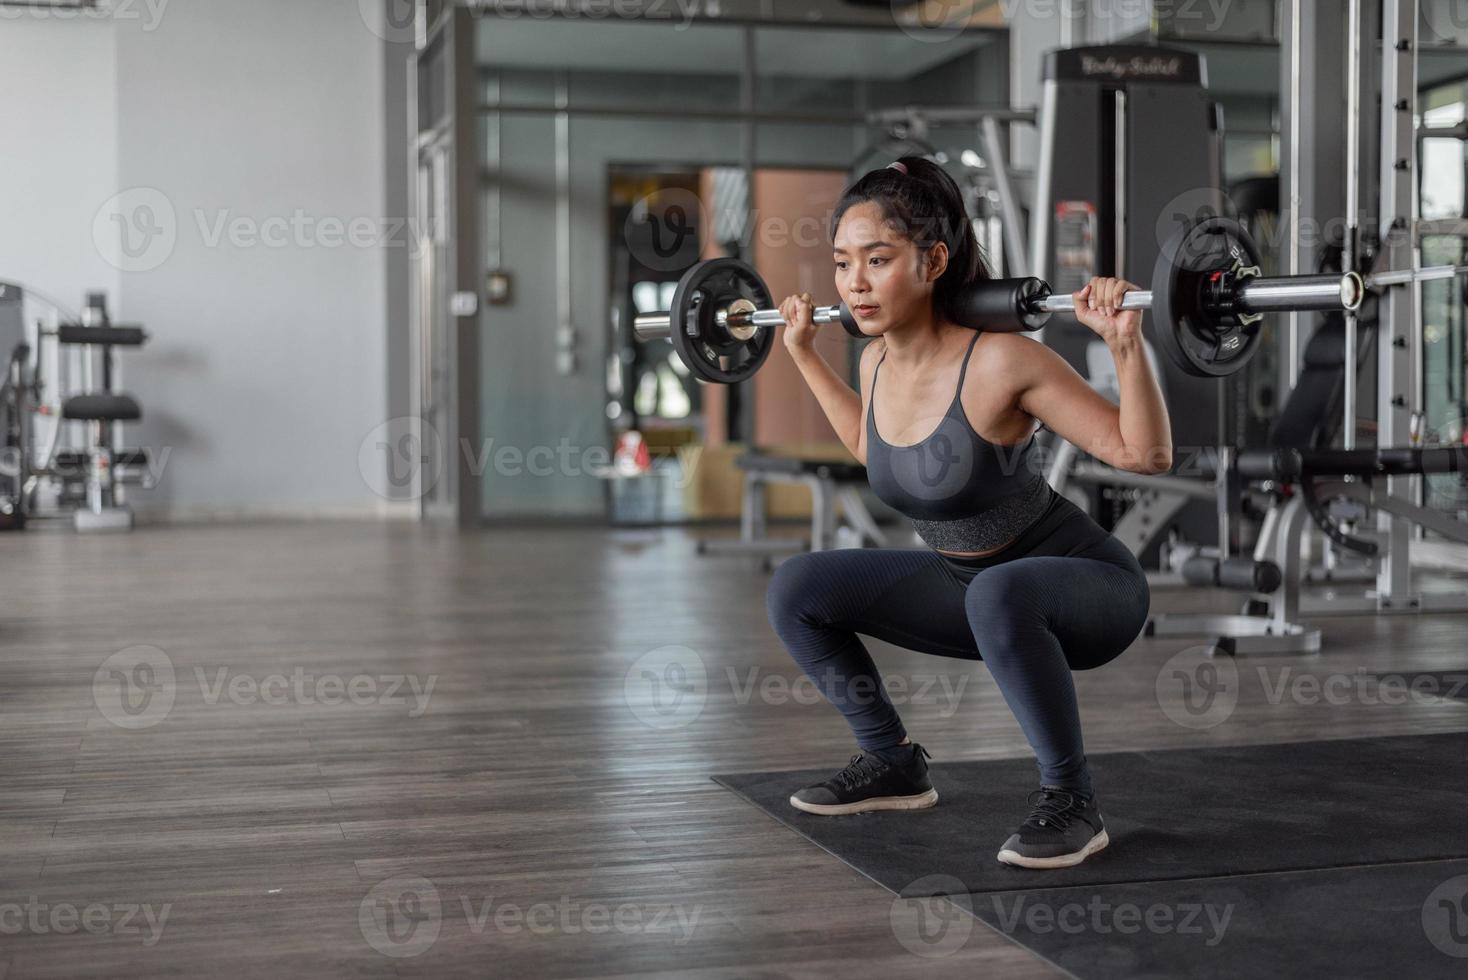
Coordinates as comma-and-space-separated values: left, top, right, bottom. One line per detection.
1071, 276, 1143, 347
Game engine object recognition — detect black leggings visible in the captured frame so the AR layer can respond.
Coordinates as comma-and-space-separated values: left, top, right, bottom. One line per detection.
764, 491, 1150, 794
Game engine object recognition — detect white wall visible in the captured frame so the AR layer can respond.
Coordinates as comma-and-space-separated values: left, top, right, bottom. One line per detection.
1, 0, 395, 519
115, 0, 390, 517
0, 17, 120, 306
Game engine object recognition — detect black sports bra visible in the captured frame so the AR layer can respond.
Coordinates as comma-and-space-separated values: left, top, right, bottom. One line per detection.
865, 332, 1052, 552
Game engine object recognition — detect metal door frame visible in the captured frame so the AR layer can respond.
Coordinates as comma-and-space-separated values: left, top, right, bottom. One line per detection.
410, 3, 481, 527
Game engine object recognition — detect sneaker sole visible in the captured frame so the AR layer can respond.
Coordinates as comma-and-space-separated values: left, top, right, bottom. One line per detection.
788, 788, 938, 816
996, 828, 1110, 869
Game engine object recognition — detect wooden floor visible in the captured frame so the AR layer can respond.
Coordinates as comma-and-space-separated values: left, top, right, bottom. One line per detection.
2, 520, 1467, 978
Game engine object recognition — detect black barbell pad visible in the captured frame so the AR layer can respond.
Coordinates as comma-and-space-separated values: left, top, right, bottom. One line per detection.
951, 277, 1052, 333
837, 280, 1048, 338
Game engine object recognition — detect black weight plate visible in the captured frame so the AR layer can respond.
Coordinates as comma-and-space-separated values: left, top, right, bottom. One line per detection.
669, 258, 775, 385
1151, 216, 1265, 378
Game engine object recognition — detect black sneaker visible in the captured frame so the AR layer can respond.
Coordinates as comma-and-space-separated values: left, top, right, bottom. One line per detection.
996, 786, 1109, 869
788, 744, 938, 816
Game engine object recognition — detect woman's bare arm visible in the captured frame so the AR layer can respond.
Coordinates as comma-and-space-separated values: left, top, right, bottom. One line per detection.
786, 342, 880, 463
998, 333, 1173, 475
778, 290, 877, 463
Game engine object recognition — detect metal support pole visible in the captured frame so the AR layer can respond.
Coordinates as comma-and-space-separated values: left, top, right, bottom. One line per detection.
1343, 0, 1362, 452
1375, 0, 1419, 604
980, 115, 1030, 278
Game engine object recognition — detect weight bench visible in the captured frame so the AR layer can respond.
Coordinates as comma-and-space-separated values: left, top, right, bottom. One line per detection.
696, 452, 894, 565
50, 293, 150, 533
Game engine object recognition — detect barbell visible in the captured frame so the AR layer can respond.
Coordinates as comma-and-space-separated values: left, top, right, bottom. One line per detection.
632, 216, 1459, 385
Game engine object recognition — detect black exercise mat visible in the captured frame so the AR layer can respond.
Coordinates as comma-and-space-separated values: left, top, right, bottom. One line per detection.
712, 732, 1468, 896
962, 859, 1468, 979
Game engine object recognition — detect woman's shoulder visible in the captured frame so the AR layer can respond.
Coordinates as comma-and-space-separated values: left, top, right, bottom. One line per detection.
858, 337, 887, 375
970, 330, 1047, 377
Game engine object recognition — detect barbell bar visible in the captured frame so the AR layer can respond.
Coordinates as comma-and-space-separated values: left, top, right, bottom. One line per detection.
631, 271, 1364, 342
633, 216, 1466, 385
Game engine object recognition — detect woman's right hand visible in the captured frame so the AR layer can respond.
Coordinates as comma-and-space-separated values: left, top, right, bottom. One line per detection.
779, 292, 817, 354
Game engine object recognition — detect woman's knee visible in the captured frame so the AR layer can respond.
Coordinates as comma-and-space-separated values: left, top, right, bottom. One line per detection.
765, 552, 828, 629
963, 567, 1044, 645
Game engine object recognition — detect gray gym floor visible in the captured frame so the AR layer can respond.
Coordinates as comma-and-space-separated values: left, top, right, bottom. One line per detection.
3, 522, 1466, 977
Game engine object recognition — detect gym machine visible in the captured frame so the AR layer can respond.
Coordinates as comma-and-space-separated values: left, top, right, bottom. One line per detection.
0, 283, 154, 533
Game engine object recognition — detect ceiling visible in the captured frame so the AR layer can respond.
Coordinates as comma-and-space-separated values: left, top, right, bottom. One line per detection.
473, 11, 1468, 101
475, 16, 995, 80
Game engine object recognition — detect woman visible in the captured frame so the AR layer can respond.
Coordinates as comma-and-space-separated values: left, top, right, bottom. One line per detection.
765, 157, 1169, 870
